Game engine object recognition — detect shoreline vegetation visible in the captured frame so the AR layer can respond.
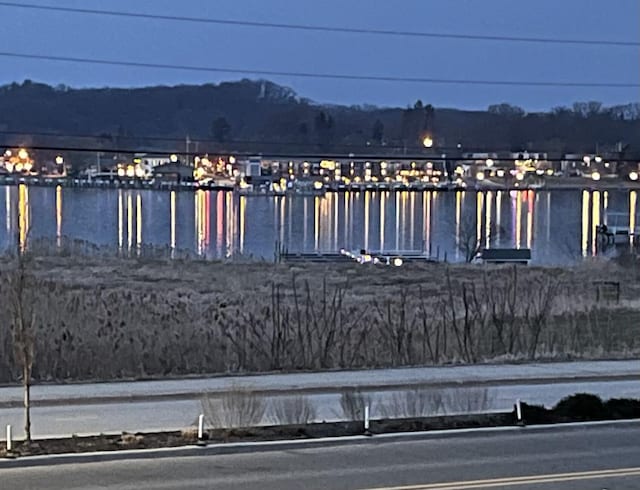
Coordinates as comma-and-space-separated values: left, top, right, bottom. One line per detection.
0, 242, 638, 385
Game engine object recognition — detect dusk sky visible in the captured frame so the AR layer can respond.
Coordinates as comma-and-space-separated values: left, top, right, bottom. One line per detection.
1, 0, 638, 110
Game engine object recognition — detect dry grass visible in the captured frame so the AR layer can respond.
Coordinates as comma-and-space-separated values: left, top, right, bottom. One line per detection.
0, 252, 638, 383
119, 433, 144, 446
339, 388, 371, 421
379, 387, 496, 418
201, 386, 267, 429
379, 389, 445, 419
267, 395, 317, 425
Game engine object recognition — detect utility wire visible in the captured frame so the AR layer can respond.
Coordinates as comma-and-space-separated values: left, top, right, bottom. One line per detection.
0, 1, 637, 47
0, 129, 421, 152
2, 143, 635, 162
1, 130, 636, 156
0, 51, 637, 88
0, 133, 501, 154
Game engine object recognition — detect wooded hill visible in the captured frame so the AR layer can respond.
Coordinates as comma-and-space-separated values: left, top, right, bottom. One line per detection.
0, 79, 638, 160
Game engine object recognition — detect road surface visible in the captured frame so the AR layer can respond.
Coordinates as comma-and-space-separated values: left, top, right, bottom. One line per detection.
1, 360, 637, 403
0, 360, 638, 438
2, 423, 639, 489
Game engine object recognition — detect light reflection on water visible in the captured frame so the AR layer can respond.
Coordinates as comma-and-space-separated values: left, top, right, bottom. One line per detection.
2, 185, 639, 264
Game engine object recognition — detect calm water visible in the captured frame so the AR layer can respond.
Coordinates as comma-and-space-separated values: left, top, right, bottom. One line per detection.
3, 185, 637, 264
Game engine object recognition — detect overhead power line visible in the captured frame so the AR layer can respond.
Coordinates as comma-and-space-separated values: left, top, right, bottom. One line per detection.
2, 130, 637, 156
0, 1, 637, 47
2, 143, 636, 162
0, 51, 638, 88
0, 130, 506, 154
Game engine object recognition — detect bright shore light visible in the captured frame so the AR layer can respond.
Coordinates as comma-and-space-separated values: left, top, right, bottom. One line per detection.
630, 171, 639, 181
422, 136, 434, 148
591, 171, 601, 181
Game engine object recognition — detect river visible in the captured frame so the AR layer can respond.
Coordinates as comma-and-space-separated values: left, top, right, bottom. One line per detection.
3, 185, 637, 264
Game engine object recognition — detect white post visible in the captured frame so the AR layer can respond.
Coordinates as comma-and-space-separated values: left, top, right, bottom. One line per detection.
6, 425, 12, 452
197, 414, 204, 440
516, 399, 522, 422
364, 404, 370, 432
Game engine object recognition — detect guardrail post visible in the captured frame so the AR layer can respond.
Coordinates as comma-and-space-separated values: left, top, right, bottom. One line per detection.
515, 399, 525, 426
197, 414, 205, 444
6, 424, 12, 452
364, 404, 371, 436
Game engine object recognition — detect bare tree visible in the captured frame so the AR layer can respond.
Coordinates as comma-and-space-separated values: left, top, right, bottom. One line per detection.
2, 204, 37, 441
5, 255, 36, 441
457, 216, 482, 263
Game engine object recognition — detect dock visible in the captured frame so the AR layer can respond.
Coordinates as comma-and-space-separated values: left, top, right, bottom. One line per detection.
279, 249, 440, 266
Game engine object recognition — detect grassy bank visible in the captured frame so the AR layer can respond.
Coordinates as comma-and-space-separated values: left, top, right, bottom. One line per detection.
0, 253, 638, 383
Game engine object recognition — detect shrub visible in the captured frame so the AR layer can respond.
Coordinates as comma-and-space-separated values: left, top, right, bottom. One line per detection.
517, 402, 551, 424
605, 398, 640, 419
553, 393, 606, 421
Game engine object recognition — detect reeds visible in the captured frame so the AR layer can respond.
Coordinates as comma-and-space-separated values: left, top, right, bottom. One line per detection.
0, 255, 637, 384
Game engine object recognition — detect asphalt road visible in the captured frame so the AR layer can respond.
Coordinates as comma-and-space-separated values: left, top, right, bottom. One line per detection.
2, 423, 640, 489
2, 360, 637, 403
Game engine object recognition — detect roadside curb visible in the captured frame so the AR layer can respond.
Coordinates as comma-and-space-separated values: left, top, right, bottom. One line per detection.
0, 373, 638, 408
1, 418, 639, 469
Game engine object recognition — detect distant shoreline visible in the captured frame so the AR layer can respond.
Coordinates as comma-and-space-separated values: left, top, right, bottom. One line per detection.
0, 174, 637, 194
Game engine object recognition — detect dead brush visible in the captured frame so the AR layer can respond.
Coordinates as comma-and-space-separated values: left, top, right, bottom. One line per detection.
339, 388, 371, 421
119, 433, 144, 446
267, 395, 317, 425
0, 251, 636, 383
379, 388, 445, 419
201, 386, 267, 429
441, 387, 496, 415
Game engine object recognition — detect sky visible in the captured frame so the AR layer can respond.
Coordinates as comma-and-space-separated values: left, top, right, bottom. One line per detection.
0, 0, 638, 111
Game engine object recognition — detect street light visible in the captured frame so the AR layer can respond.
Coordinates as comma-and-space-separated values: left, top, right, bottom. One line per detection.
55, 155, 64, 165
422, 136, 434, 148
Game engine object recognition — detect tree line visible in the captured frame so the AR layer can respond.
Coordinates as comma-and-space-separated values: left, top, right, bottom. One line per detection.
0, 79, 638, 166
